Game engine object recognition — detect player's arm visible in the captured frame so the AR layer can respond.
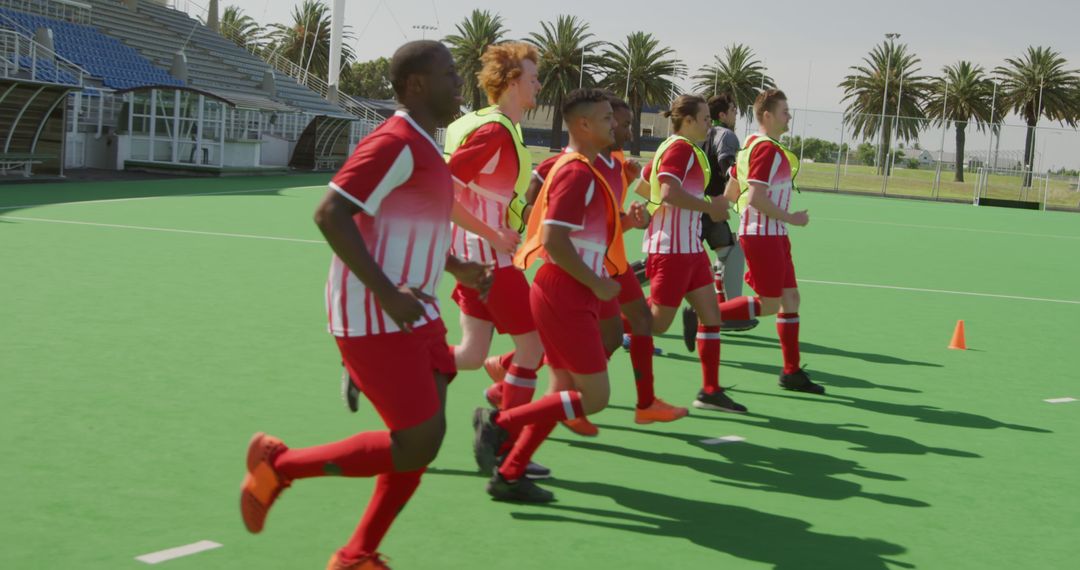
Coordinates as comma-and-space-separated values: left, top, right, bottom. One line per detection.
314, 191, 430, 330
541, 224, 619, 301
445, 255, 494, 299
723, 176, 741, 204
660, 176, 728, 221
745, 182, 807, 225
620, 201, 650, 231
450, 199, 520, 254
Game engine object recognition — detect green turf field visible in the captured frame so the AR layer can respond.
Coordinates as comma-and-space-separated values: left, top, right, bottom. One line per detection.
2, 175, 1078, 569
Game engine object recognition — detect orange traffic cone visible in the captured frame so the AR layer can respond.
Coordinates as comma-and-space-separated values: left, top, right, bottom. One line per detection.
948, 320, 967, 350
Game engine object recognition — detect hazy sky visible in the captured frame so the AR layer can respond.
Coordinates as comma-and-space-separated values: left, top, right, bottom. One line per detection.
193, 0, 1080, 169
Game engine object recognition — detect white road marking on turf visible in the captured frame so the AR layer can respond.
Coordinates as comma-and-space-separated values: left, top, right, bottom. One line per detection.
818, 217, 1080, 241
0, 216, 324, 244
1044, 397, 1077, 404
801, 279, 1080, 306
701, 436, 745, 445
135, 540, 222, 564
0, 185, 324, 211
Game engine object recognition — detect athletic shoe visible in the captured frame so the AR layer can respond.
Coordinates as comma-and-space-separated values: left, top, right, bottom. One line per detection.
622, 334, 665, 355
326, 552, 391, 570
341, 368, 360, 413
779, 368, 826, 395
634, 398, 690, 424
483, 383, 503, 408
487, 470, 556, 503
692, 389, 748, 414
560, 416, 599, 437
497, 455, 552, 480
720, 318, 760, 333
472, 408, 509, 475
681, 308, 698, 352
483, 356, 507, 383
240, 432, 291, 534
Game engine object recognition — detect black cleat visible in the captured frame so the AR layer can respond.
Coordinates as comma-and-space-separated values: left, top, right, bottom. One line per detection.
692, 389, 748, 413
498, 455, 552, 480
341, 368, 360, 413
486, 470, 556, 503
780, 368, 826, 395
472, 408, 508, 475
720, 318, 760, 333
681, 308, 699, 352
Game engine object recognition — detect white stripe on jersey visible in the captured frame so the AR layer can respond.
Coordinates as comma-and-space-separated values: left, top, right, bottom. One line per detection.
641, 152, 705, 255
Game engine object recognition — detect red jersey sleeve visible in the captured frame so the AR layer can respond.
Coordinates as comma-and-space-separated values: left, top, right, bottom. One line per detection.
543, 162, 596, 230
640, 160, 653, 182
656, 140, 696, 183
330, 133, 412, 215
746, 141, 781, 185
533, 155, 559, 183
447, 123, 513, 185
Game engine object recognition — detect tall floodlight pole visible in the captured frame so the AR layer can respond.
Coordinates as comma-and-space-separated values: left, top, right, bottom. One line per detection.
327, 0, 345, 104
579, 47, 587, 88
882, 73, 904, 195
412, 24, 437, 40
877, 33, 900, 172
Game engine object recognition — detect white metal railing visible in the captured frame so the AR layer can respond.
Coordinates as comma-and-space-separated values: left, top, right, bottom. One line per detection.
66, 87, 119, 139
0, 0, 91, 25
0, 27, 85, 86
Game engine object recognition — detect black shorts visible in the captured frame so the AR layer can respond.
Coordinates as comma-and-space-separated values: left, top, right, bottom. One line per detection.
701, 215, 735, 250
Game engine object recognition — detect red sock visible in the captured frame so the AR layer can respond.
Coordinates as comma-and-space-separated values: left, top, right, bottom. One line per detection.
697, 325, 722, 394
498, 421, 557, 481
714, 269, 727, 305
719, 296, 761, 321
338, 468, 424, 561
777, 312, 801, 374
629, 335, 656, 409
494, 391, 583, 432
273, 431, 395, 479
502, 365, 537, 410
499, 351, 514, 371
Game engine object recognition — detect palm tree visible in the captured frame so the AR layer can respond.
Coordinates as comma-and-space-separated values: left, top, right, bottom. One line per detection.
924, 62, 995, 182
692, 44, 775, 115
444, 9, 507, 111
994, 46, 1080, 186
599, 32, 685, 155
839, 40, 931, 174
217, 5, 264, 51
526, 15, 603, 150
266, 0, 355, 82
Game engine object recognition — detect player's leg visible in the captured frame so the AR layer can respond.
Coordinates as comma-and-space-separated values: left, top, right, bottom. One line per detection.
775, 237, 824, 394
452, 312, 495, 371
716, 240, 759, 332
686, 282, 748, 413
619, 285, 688, 423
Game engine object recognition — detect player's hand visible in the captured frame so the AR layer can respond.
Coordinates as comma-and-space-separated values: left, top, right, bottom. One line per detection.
788, 210, 810, 227
706, 197, 730, 222
627, 201, 650, 229
451, 261, 495, 301
591, 277, 621, 302
380, 286, 434, 332
489, 227, 521, 255
623, 159, 642, 181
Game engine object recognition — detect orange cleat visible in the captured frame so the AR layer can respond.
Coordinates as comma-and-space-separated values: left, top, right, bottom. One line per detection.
634, 398, 690, 424
483, 356, 508, 383
240, 432, 290, 534
561, 416, 599, 437
327, 552, 392, 570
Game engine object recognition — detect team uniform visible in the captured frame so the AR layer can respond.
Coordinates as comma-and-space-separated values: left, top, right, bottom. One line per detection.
448, 122, 535, 335
641, 139, 714, 307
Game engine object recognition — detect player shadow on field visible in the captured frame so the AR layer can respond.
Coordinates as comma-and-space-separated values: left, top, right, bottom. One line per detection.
550, 431, 929, 508
613, 406, 982, 458
723, 334, 943, 368
509, 479, 911, 570
735, 388, 1052, 433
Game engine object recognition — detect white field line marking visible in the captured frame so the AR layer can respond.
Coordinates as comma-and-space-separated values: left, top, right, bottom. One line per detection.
0, 185, 325, 211
817, 217, 1080, 241
701, 436, 746, 445
801, 279, 1080, 306
135, 540, 222, 564
0, 216, 324, 244
1044, 397, 1077, 404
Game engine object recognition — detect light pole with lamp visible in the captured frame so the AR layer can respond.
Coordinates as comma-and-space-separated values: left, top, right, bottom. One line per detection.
876, 33, 900, 173
412, 24, 437, 40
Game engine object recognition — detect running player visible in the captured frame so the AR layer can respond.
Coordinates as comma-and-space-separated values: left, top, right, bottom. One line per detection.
472, 88, 624, 502
641, 95, 747, 413
239, 41, 492, 570
720, 89, 825, 394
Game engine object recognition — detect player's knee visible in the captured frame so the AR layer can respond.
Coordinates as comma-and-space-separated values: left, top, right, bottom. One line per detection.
781, 290, 800, 312
392, 418, 446, 470
453, 345, 486, 370
760, 296, 782, 315
512, 334, 545, 368
629, 312, 652, 336
579, 385, 610, 415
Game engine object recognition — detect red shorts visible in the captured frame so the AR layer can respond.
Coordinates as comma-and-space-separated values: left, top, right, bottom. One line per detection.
739, 235, 797, 298
615, 268, 646, 305
335, 320, 456, 431
646, 252, 713, 308
530, 264, 607, 375
452, 266, 535, 335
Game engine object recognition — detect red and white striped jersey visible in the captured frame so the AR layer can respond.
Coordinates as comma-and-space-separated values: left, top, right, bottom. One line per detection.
641, 139, 706, 255
325, 111, 453, 337
542, 160, 610, 277
448, 123, 520, 268
735, 134, 793, 237
535, 149, 627, 207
